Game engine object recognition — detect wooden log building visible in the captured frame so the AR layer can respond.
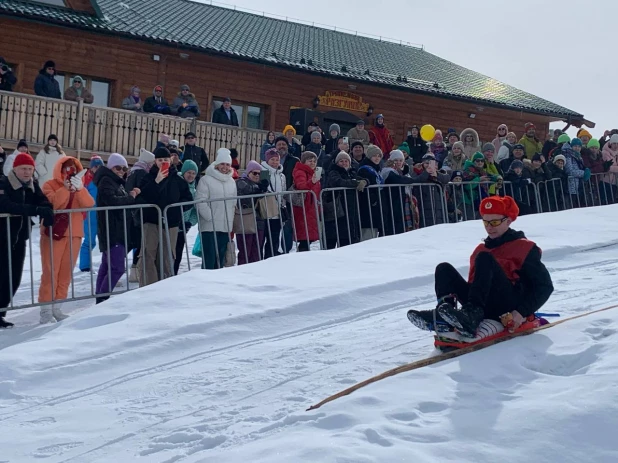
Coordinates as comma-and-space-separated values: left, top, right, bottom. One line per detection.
0, 0, 592, 167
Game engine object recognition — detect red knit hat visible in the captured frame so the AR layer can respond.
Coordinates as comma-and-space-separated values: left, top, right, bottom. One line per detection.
479, 196, 519, 221
524, 122, 536, 131
13, 153, 35, 168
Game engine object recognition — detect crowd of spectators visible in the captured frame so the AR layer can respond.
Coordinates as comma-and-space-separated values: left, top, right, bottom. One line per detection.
1, 60, 617, 329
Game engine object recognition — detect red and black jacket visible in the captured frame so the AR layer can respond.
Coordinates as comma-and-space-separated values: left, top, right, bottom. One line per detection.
469, 229, 554, 317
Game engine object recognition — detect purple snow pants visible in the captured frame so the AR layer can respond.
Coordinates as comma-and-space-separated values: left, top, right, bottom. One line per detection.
96, 245, 126, 296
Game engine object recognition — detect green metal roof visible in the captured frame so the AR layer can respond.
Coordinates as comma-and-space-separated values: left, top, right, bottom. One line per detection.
1, 0, 583, 119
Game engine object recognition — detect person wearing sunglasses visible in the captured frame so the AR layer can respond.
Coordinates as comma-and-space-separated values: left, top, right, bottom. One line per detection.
34, 60, 61, 99
491, 124, 509, 153
143, 85, 170, 115
39, 157, 94, 323
181, 131, 209, 180
233, 160, 269, 264
408, 195, 553, 340
171, 84, 200, 118
64, 76, 94, 104
93, 153, 140, 304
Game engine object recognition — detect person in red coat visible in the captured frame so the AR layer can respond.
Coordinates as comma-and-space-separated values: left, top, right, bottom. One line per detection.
368, 114, 394, 159
408, 195, 553, 337
292, 151, 321, 251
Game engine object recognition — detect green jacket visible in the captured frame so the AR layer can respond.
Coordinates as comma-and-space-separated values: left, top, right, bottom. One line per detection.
518, 136, 543, 159
484, 161, 503, 195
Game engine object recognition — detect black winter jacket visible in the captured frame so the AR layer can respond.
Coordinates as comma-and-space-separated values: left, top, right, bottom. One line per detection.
0, 69, 17, 92
34, 70, 61, 99
406, 135, 428, 164
527, 163, 552, 184
138, 164, 193, 227
94, 167, 135, 251
0, 171, 51, 245
281, 153, 300, 191
212, 106, 239, 126
143, 96, 171, 115
481, 229, 554, 317
356, 157, 387, 231
324, 164, 361, 243
181, 144, 209, 177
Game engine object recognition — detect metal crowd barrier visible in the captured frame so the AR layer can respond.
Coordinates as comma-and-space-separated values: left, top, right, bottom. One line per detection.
318, 182, 448, 249
1, 203, 163, 312
536, 178, 567, 213
3, 170, 618, 314
164, 189, 320, 271
444, 180, 541, 223
536, 173, 618, 212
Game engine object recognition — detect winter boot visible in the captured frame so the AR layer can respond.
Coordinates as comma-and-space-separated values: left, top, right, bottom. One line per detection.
129, 265, 138, 283
40, 306, 56, 324
96, 296, 110, 305
52, 304, 69, 322
0, 317, 14, 329
438, 302, 484, 338
407, 309, 451, 332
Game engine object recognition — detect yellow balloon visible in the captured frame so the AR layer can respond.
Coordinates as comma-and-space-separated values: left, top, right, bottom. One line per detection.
420, 124, 436, 142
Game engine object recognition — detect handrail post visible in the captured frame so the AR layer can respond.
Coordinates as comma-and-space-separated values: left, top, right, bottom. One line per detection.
75, 98, 84, 161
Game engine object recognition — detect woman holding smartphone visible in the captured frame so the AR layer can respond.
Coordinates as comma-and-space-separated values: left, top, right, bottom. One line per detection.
137, 147, 193, 286
291, 151, 321, 252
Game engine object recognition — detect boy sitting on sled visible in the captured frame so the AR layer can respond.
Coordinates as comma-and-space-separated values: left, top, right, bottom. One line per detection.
408, 195, 554, 341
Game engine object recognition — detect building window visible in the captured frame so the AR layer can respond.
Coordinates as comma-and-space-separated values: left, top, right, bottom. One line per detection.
56, 73, 111, 107
211, 99, 265, 129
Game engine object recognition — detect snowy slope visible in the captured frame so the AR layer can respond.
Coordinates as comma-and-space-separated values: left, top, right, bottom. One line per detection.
204, 307, 618, 463
1, 205, 618, 462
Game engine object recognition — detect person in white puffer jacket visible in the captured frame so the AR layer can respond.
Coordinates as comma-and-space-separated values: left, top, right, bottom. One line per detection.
261, 148, 288, 258
195, 148, 237, 269
35, 134, 66, 185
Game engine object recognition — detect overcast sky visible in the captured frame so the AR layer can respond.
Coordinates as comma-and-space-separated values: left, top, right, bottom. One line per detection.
202, 0, 615, 139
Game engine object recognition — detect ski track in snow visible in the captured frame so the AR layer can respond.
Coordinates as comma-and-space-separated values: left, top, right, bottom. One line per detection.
1, 240, 618, 462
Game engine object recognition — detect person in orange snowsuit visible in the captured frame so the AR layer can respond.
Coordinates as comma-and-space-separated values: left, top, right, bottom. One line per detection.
39, 156, 94, 323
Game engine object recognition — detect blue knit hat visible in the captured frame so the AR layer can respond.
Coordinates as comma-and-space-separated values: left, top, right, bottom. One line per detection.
89, 155, 104, 169
570, 137, 583, 147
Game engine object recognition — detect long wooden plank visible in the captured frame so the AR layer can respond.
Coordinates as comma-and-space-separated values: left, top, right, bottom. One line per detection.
0, 94, 8, 139
306, 304, 618, 411
6, 96, 16, 141
17, 97, 27, 141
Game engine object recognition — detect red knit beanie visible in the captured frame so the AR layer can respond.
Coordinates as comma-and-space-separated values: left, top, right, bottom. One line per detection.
13, 153, 35, 168
479, 196, 519, 222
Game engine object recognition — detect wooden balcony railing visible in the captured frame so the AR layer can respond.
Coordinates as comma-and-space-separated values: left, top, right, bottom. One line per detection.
0, 90, 269, 168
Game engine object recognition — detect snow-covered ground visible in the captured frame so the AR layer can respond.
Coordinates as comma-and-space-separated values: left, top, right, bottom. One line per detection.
1, 206, 618, 462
